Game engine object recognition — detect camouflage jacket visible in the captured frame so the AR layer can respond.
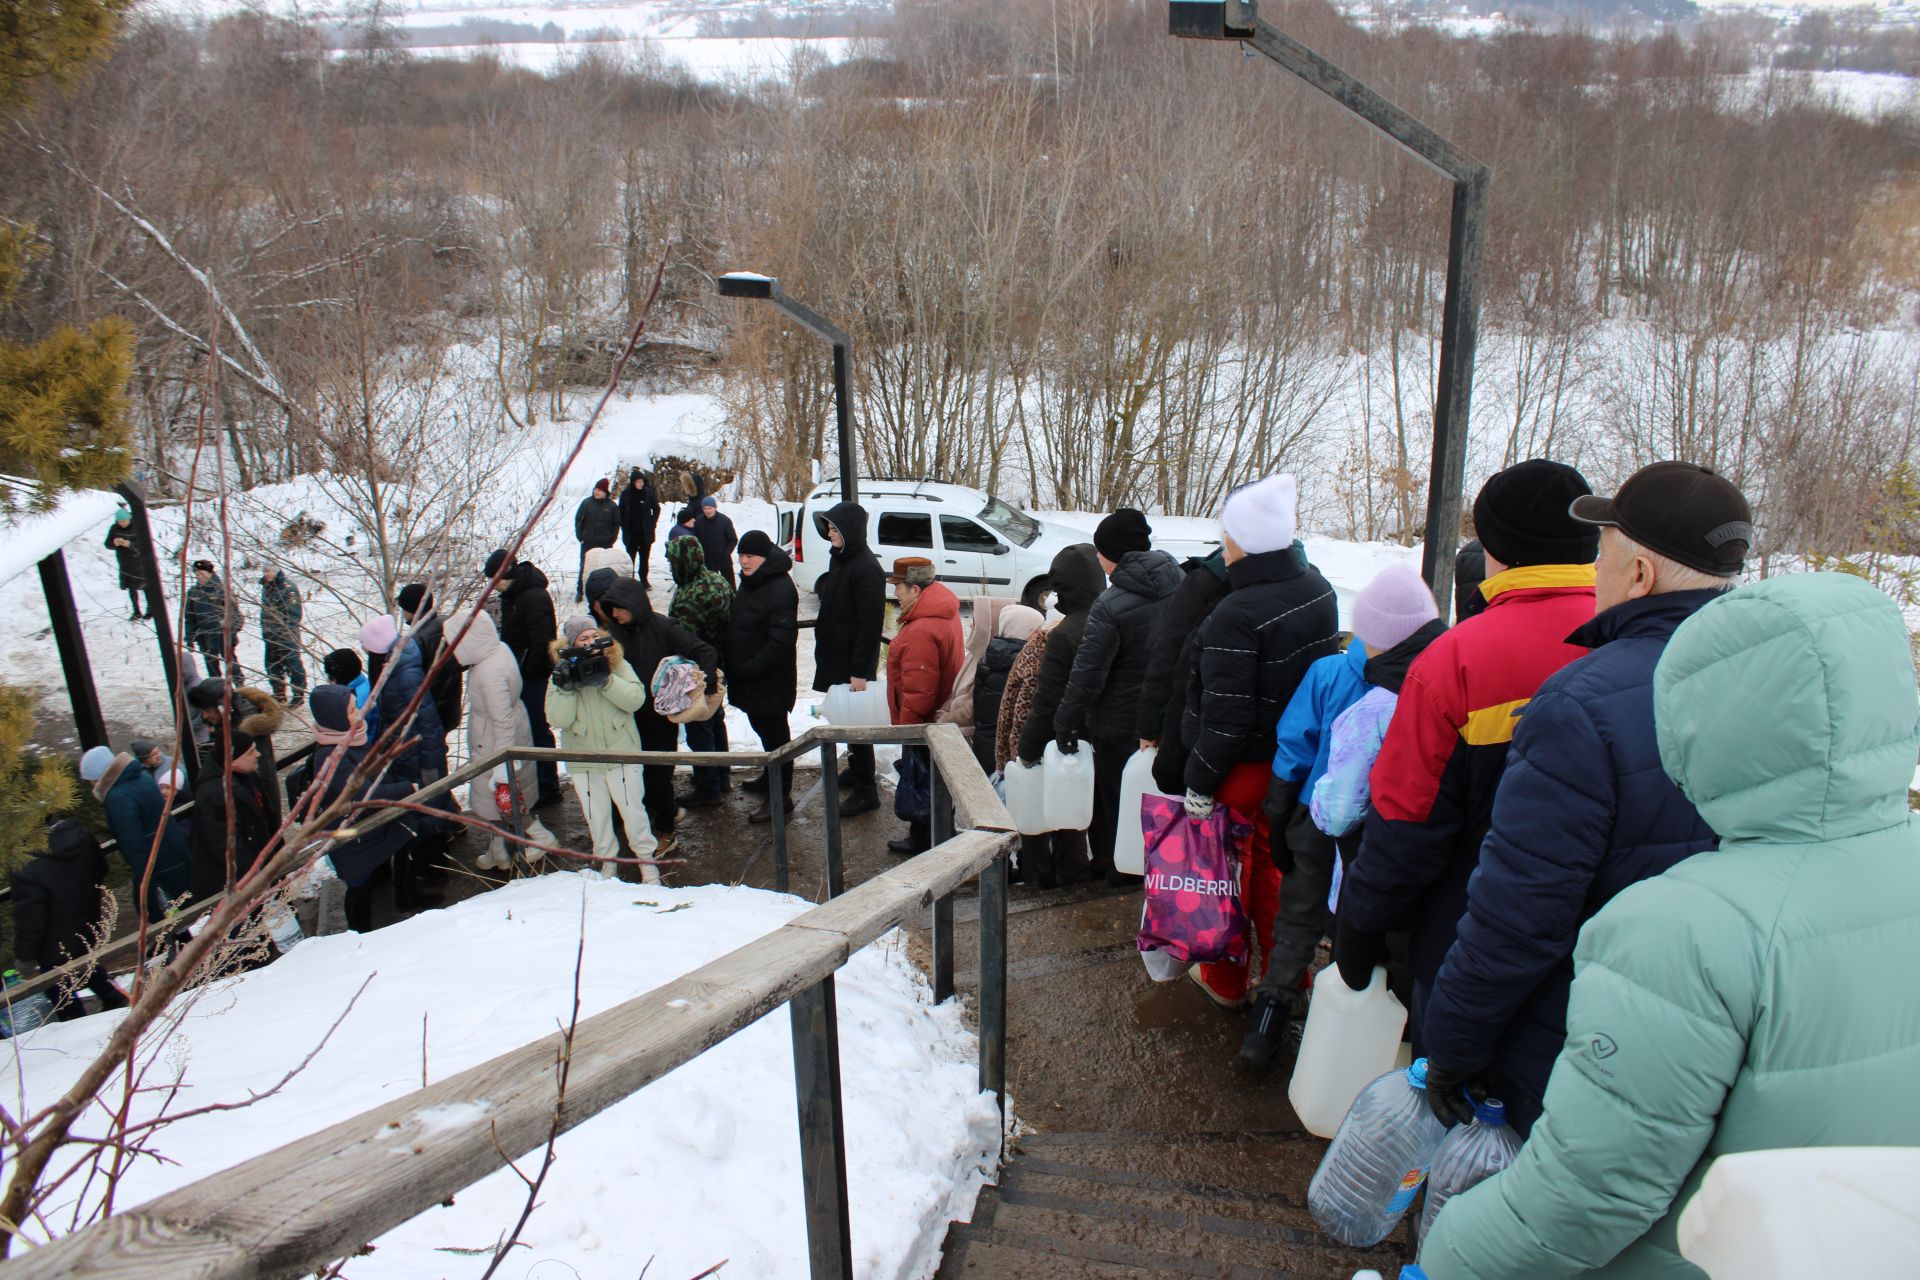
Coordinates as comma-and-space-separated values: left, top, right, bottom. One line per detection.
666, 535, 733, 647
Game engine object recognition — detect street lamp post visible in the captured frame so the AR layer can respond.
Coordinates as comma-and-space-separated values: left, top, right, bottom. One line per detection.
718, 273, 859, 506
1170, 0, 1490, 617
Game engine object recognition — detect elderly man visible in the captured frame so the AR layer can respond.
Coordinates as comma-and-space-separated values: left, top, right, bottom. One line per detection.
1420, 568, 1920, 1278
1421, 463, 1750, 1133
885, 557, 963, 855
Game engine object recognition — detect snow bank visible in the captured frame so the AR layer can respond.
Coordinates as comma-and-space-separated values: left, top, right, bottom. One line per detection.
7, 874, 999, 1278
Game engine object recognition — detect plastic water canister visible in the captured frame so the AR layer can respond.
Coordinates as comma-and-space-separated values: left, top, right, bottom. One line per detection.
1114, 748, 1176, 876
266, 909, 305, 954
848, 679, 889, 726
1418, 1098, 1523, 1239
1040, 740, 1095, 832
1308, 1057, 1449, 1247
1001, 758, 1050, 836
1289, 964, 1409, 1139
1677, 1147, 1920, 1279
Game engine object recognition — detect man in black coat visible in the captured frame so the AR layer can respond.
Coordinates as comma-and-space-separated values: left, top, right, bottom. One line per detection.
811, 501, 887, 816
574, 479, 622, 602
695, 495, 739, 589
726, 530, 799, 824
11, 819, 128, 1018
487, 549, 561, 805
597, 575, 719, 847
187, 727, 277, 905
1054, 509, 1182, 883
1137, 549, 1232, 795
396, 584, 463, 732
619, 468, 661, 580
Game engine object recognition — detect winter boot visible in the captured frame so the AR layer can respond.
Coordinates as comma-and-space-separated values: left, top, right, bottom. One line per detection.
839, 784, 881, 818
742, 770, 771, 795
1021, 835, 1057, 890
747, 798, 795, 825
1239, 990, 1305, 1067
887, 822, 932, 857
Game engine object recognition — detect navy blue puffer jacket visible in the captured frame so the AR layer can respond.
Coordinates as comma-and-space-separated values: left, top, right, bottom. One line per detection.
1421, 588, 1725, 1132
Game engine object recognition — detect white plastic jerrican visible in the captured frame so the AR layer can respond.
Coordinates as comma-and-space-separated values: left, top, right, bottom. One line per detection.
1041, 740, 1095, 832
1289, 964, 1409, 1139
1114, 747, 1177, 876
1677, 1147, 1920, 1279
1002, 758, 1050, 836
821, 680, 889, 727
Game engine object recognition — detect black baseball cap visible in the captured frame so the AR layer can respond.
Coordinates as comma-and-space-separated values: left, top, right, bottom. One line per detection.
1569, 462, 1752, 577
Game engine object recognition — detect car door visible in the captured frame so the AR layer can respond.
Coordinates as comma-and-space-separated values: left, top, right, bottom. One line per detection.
937, 513, 1014, 596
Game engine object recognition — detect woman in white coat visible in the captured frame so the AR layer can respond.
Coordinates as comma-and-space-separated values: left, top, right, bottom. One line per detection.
452, 611, 557, 871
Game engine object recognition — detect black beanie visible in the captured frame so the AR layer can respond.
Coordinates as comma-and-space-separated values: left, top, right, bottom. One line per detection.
323, 648, 363, 683
1093, 508, 1152, 563
738, 529, 776, 558
1471, 460, 1598, 569
396, 583, 430, 617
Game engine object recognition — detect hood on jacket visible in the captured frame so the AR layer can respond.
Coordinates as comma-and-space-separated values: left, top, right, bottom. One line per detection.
819, 501, 870, 557
600, 576, 653, 622
742, 544, 794, 583
451, 611, 507, 666
1049, 544, 1105, 617
1655, 573, 1919, 846
1110, 548, 1182, 600
1185, 548, 1229, 581
309, 683, 357, 733
666, 534, 708, 585
505, 561, 550, 596
1363, 618, 1446, 694
901, 579, 961, 626
233, 686, 284, 738
997, 603, 1044, 642
585, 566, 620, 606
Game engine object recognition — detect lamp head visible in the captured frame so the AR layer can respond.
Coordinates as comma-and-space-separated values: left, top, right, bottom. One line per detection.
1169, 0, 1255, 38
717, 271, 777, 300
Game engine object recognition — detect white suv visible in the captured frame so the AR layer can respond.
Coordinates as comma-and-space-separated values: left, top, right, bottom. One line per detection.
776, 478, 1213, 609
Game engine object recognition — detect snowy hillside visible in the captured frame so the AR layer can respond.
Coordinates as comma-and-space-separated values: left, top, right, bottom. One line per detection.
4, 874, 1000, 1278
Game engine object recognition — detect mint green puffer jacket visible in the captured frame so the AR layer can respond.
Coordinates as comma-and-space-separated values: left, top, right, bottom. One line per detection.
1421, 572, 1920, 1278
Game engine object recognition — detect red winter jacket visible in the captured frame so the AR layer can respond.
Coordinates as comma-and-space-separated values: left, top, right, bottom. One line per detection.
1340, 563, 1597, 984
888, 582, 965, 725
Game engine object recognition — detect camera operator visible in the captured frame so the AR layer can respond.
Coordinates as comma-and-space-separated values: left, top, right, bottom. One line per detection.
546, 616, 659, 881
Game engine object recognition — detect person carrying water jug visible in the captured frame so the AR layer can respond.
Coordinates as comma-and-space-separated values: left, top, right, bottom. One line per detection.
1419, 568, 1920, 1279
1420, 463, 1745, 1136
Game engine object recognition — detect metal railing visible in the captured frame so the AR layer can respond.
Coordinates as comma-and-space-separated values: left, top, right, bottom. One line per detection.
0, 723, 1015, 1280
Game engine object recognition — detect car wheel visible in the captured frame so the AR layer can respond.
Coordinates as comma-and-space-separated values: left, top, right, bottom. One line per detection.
1020, 575, 1051, 613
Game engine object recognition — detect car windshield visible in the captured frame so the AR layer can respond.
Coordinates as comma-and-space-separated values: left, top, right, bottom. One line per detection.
977, 497, 1040, 548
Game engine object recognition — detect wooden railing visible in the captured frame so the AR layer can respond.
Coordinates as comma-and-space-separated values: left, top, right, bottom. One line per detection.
0, 723, 1015, 1280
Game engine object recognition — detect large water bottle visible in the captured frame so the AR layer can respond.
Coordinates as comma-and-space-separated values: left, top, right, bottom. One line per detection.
1001, 758, 1050, 836
1418, 1098, 1522, 1240
1290, 964, 1409, 1138
1308, 1057, 1449, 1247
0, 968, 54, 1038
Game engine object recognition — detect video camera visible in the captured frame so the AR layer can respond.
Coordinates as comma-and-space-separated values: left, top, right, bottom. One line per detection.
551, 635, 615, 692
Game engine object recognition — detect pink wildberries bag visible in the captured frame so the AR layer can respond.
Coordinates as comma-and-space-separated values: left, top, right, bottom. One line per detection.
1137, 794, 1252, 967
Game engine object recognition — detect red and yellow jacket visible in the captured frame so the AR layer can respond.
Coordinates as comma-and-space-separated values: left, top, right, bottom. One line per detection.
1341, 563, 1597, 984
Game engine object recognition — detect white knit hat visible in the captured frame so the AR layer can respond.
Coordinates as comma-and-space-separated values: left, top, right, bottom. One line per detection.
1222, 474, 1298, 557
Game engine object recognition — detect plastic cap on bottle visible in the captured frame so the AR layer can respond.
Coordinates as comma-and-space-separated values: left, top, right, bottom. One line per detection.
1473, 1098, 1508, 1127
1407, 1057, 1429, 1090
1400, 1267, 1431, 1280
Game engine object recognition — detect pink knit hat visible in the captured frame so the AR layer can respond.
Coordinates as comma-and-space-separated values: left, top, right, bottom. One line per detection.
1350, 565, 1439, 652
358, 615, 401, 655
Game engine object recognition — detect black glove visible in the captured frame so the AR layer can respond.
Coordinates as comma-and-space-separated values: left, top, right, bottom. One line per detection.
550, 663, 575, 692
1263, 776, 1303, 873
1332, 915, 1388, 992
1424, 1059, 1488, 1128
1054, 734, 1079, 755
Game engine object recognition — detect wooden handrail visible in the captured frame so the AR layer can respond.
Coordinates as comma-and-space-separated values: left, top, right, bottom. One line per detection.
0, 726, 1012, 1279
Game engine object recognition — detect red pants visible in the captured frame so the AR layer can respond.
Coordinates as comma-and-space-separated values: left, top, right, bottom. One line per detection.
1193, 762, 1283, 1006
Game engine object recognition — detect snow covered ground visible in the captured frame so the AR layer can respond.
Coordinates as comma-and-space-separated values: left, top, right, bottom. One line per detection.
6, 873, 1000, 1277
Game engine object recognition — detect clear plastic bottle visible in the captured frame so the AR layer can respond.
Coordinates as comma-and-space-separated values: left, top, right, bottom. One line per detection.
1418, 1097, 1523, 1239
1308, 1056, 1450, 1247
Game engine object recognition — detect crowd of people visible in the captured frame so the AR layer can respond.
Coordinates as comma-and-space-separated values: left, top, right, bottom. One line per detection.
20, 457, 1920, 1276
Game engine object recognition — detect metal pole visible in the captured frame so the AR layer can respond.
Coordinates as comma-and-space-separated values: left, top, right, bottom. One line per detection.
38, 551, 107, 751
831, 342, 857, 506
977, 842, 1008, 1123
117, 482, 195, 785
789, 977, 855, 1280
930, 759, 954, 1004
818, 741, 844, 899
1420, 169, 1491, 620
771, 756, 790, 894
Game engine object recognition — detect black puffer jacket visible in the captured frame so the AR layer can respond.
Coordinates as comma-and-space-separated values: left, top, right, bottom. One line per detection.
498, 561, 558, 686
1182, 549, 1340, 796
1140, 552, 1233, 792
619, 473, 659, 547
1454, 539, 1488, 621
971, 634, 1026, 776
574, 494, 621, 550
811, 502, 887, 692
726, 545, 799, 716
598, 576, 719, 733
187, 771, 275, 903
1016, 544, 1106, 765
1055, 548, 1181, 746
11, 821, 110, 970
409, 611, 464, 732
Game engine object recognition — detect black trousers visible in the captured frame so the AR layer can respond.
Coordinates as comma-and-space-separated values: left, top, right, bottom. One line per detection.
1018, 829, 1089, 888
843, 742, 876, 785
521, 680, 560, 801
52, 968, 128, 1020
638, 713, 679, 835
747, 709, 793, 793
1086, 735, 1133, 873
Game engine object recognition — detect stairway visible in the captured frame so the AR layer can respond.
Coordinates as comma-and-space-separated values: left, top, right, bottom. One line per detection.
936, 1129, 1411, 1279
